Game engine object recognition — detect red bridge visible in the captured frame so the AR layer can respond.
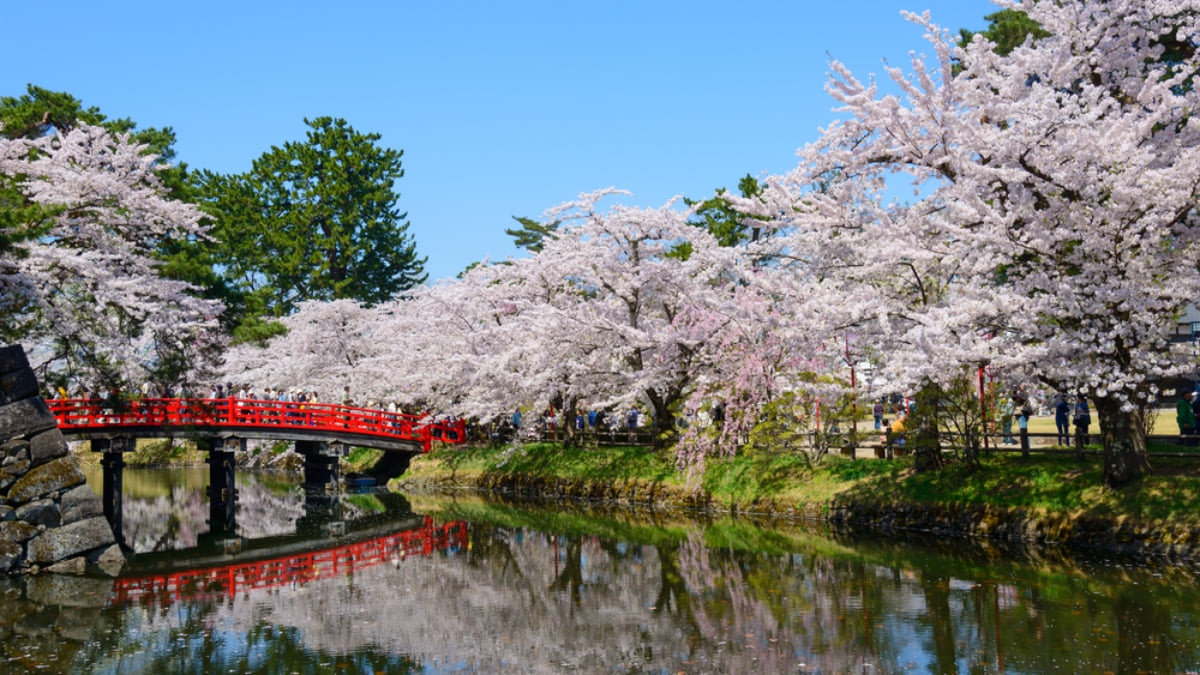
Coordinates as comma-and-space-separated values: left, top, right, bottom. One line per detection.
48, 397, 466, 452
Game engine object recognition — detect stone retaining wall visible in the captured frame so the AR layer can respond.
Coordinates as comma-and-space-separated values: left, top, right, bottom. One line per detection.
0, 345, 122, 575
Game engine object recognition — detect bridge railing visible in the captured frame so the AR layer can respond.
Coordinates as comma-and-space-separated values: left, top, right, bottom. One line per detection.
47, 398, 466, 451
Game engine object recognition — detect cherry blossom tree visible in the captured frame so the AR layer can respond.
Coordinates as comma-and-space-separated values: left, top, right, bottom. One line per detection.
367, 191, 736, 447
220, 272, 547, 414
504, 190, 740, 448
0, 123, 222, 391
240, 190, 743, 451
218, 298, 384, 399
368, 264, 551, 417
728, 0, 1200, 486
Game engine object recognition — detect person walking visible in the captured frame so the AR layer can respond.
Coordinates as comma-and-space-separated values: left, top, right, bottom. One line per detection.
1053, 392, 1070, 446
1017, 397, 1033, 454
1073, 394, 1092, 447
1177, 390, 1197, 439
1000, 395, 1015, 445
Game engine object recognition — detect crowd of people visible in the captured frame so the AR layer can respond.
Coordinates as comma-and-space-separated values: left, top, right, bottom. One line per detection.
488, 405, 652, 444
52, 381, 371, 409
871, 388, 1095, 449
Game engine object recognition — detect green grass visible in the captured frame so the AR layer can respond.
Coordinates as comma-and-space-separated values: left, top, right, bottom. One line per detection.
344, 446, 384, 472
833, 454, 1200, 527
702, 453, 900, 506
405, 442, 682, 485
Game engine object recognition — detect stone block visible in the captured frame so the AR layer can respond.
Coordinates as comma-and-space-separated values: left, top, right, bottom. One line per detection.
0, 537, 22, 573
59, 485, 102, 525
26, 516, 114, 564
45, 557, 86, 575
0, 506, 13, 522
2, 439, 30, 462
15, 499, 60, 529
0, 369, 38, 404
29, 430, 67, 466
0, 520, 39, 544
89, 544, 126, 577
2, 458, 30, 477
0, 346, 29, 377
0, 398, 56, 440
7, 457, 85, 505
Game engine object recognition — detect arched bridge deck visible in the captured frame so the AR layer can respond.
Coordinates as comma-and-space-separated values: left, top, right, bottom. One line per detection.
48, 398, 466, 453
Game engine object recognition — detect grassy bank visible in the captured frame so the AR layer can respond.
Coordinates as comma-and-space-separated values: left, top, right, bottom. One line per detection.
397, 442, 1200, 530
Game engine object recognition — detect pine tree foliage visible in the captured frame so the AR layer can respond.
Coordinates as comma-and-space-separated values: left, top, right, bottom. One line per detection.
199, 117, 426, 318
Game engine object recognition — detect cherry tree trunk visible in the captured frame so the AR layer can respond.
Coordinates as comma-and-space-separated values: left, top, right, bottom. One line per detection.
911, 383, 943, 473
1094, 397, 1150, 489
646, 390, 678, 451
561, 397, 580, 449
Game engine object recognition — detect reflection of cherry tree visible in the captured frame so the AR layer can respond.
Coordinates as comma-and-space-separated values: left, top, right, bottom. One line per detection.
113, 475, 307, 552
674, 531, 916, 671
67, 502, 1200, 672
677, 532, 801, 671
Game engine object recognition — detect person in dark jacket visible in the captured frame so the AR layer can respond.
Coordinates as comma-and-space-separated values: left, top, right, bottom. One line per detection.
1179, 391, 1197, 438
1073, 394, 1092, 446
1053, 392, 1070, 446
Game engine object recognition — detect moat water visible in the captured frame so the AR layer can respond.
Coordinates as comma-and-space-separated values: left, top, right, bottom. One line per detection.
1, 466, 1198, 673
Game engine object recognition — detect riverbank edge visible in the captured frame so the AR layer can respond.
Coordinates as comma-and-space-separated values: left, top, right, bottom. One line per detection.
394, 468, 1200, 563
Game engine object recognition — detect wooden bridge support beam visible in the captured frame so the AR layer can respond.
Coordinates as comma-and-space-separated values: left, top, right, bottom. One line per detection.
91, 436, 131, 544
297, 440, 343, 495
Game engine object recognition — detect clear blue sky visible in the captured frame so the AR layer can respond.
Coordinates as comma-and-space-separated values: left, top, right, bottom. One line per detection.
3, 0, 996, 282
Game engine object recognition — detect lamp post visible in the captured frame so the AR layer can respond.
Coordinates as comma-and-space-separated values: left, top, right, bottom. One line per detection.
978, 364, 989, 452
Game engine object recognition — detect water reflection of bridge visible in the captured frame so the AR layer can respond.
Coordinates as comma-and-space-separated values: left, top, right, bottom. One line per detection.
113, 496, 468, 605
